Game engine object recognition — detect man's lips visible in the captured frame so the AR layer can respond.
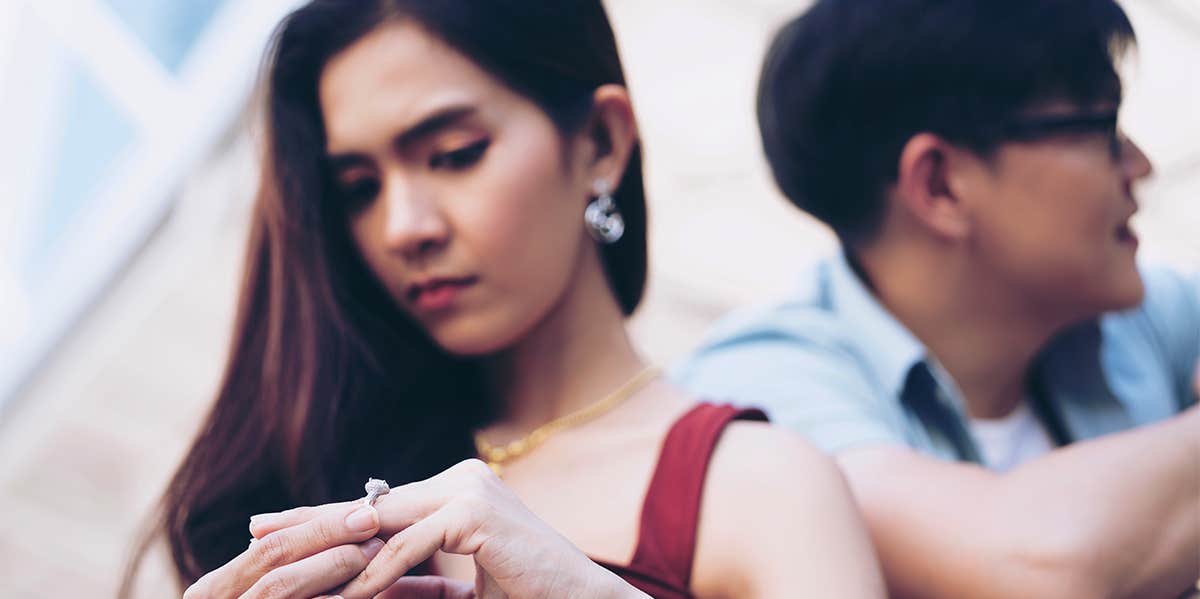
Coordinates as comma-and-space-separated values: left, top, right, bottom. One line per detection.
1115, 221, 1138, 246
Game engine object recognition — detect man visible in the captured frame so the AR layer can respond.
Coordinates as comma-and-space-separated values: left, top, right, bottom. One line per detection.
675, 1, 1200, 597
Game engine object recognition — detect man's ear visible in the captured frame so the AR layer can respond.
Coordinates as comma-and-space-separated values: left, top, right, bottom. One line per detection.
893, 133, 975, 241
584, 84, 638, 191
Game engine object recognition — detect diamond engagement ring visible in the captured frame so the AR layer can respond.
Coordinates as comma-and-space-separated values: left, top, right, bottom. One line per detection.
363, 478, 390, 506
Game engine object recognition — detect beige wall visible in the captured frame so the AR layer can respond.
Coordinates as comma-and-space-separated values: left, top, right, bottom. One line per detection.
0, 1, 1196, 596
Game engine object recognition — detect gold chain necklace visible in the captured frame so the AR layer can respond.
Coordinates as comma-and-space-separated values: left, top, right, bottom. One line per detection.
474, 366, 661, 476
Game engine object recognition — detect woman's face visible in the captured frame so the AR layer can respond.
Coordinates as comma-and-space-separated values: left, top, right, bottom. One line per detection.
319, 21, 607, 356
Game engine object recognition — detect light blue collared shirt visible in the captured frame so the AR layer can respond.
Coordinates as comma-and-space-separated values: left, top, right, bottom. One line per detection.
673, 253, 1200, 462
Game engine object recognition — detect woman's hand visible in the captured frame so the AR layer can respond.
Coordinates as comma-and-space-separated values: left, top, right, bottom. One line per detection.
182, 501, 385, 598
370, 576, 476, 598
249, 459, 645, 599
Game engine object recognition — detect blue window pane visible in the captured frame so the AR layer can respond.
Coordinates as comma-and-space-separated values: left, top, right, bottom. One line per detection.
103, 0, 229, 73
23, 60, 135, 288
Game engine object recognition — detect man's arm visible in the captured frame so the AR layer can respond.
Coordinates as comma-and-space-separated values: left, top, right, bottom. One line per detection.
838, 407, 1200, 599
678, 308, 1200, 598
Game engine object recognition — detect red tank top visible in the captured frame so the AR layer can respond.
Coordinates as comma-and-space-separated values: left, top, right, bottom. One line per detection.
594, 403, 768, 598
417, 403, 767, 597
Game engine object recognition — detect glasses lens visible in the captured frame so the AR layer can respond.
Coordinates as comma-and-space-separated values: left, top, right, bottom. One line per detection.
1108, 128, 1125, 160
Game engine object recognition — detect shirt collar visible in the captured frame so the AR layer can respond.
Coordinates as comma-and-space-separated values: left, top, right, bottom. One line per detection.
826, 251, 930, 398
825, 250, 1135, 443
1037, 320, 1132, 436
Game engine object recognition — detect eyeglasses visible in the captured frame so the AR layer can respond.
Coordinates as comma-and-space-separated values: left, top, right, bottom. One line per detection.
989, 111, 1123, 160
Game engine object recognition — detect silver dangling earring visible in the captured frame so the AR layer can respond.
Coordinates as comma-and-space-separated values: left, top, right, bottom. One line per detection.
584, 180, 625, 244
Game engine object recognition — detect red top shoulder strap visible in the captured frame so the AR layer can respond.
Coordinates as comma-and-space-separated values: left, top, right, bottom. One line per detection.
626, 403, 768, 589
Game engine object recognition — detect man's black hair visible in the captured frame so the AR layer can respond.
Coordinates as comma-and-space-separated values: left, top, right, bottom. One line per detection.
758, 0, 1136, 244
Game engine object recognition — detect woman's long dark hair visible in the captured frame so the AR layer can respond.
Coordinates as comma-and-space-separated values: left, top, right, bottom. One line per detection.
122, 0, 647, 589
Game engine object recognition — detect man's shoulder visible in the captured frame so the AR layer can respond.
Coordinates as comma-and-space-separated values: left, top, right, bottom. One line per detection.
672, 260, 890, 413
675, 294, 907, 454
696, 258, 856, 351
699, 296, 849, 349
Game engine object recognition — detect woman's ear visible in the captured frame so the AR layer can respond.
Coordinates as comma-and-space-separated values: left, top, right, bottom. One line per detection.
585, 84, 638, 191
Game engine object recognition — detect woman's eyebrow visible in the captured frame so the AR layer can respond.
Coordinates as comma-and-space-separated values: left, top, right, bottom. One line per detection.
326, 105, 478, 167
393, 105, 478, 151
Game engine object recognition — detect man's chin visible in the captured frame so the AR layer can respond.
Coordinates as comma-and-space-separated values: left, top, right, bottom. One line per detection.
1104, 272, 1146, 314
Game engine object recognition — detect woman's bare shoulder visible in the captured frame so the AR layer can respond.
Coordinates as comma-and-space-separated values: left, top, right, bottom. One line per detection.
692, 420, 883, 598
709, 420, 845, 498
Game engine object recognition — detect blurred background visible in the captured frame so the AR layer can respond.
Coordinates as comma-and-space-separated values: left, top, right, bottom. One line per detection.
0, 0, 1196, 596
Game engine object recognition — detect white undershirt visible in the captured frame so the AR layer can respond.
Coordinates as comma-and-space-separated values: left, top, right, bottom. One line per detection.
966, 400, 1055, 472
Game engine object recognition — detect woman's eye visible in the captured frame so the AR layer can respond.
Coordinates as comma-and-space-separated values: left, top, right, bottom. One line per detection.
338, 177, 380, 210
430, 139, 490, 171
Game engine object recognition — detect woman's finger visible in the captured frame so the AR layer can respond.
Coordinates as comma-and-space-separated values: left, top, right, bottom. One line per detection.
250, 505, 329, 539
337, 503, 472, 599
374, 576, 476, 599
188, 503, 381, 598
252, 461, 499, 542
239, 538, 385, 599
250, 500, 380, 539
252, 495, 430, 541
252, 476, 446, 540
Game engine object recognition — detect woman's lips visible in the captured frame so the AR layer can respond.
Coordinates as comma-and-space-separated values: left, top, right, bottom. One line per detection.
407, 277, 477, 312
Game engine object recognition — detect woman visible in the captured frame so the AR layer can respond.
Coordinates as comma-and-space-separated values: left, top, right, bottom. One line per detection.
132, 1, 883, 597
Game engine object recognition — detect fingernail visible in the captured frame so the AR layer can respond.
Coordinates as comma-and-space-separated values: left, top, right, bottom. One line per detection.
360, 537, 385, 560
249, 513, 275, 526
345, 505, 378, 533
